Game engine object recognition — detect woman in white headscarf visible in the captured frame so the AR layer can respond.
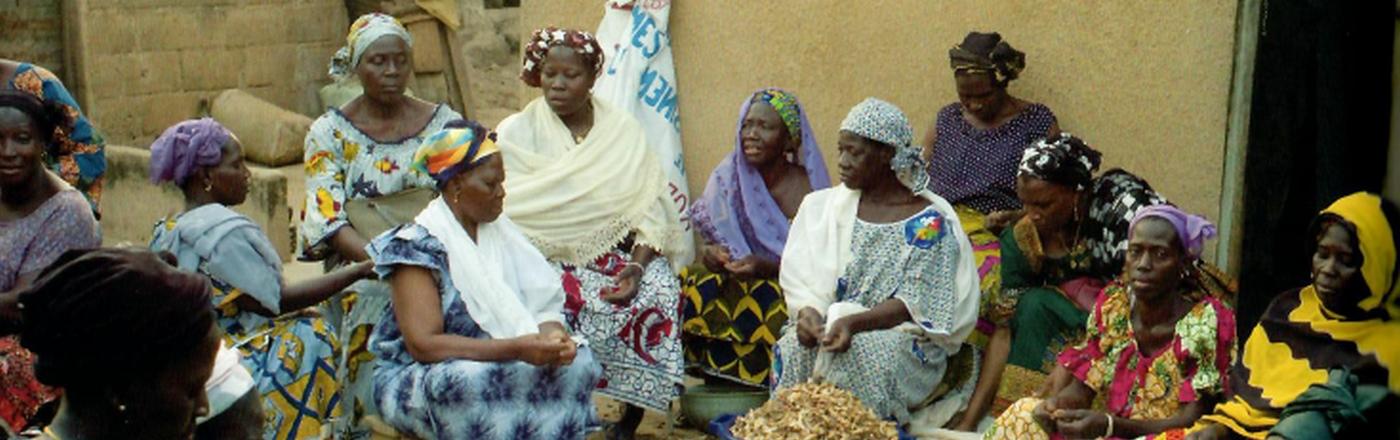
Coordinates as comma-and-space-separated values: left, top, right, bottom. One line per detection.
494, 27, 686, 439
773, 98, 981, 427
296, 13, 464, 436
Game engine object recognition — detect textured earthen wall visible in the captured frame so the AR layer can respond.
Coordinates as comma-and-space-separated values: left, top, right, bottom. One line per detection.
522, 1, 1239, 224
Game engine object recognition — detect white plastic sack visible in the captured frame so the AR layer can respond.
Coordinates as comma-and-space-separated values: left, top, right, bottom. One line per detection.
592, 0, 695, 266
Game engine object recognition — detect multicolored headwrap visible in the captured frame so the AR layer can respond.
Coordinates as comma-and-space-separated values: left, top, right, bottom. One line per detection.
751, 88, 803, 142
1018, 133, 1103, 191
949, 31, 1026, 86
839, 97, 929, 193
149, 118, 233, 186
1130, 204, 1217, 260
520, 27, 604, 88
328, 13, 413, 82
412, 120, 499, 188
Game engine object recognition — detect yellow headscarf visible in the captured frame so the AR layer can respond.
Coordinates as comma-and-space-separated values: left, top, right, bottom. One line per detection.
1198, 192, 1400, 439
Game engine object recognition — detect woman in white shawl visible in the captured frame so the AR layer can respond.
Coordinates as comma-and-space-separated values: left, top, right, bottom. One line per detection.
366, 123, 602, 439
494, 28, 686, 439
774, 98, 981, 427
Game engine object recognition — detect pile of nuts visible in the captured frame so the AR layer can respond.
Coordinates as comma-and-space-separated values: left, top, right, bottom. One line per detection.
731, 382, 898, 440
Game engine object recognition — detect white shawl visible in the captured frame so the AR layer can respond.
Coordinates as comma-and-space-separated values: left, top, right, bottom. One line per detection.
415, 197, 565, 339
495, 96, 683, 269
779, 185, 980, 352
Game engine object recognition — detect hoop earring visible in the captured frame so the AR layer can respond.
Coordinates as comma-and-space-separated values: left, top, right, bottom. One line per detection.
203, 179, 213, 192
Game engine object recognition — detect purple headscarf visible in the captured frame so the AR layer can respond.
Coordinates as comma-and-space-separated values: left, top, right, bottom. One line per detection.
690, 88, 831, 261
149, 118, 231, 185
1129, 204, 1217, 260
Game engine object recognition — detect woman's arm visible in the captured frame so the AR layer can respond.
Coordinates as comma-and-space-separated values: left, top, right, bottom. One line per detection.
1055, 397, 1216, 439
329, 227, 372, 262
279, 260, 374, 312
950, 326, 1012, 430
390, 266, 558, 364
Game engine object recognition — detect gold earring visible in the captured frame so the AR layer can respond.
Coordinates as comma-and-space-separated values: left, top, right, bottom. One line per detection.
204, 179, 213, 192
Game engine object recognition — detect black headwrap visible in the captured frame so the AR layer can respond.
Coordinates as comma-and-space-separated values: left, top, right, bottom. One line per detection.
18, 248, 215, 387
1018, 133, 1103, 191
949, 31, 1026, 86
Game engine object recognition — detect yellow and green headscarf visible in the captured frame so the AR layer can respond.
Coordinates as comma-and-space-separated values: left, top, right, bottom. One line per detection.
412, 122, 499, 188
752, 88, 803, 142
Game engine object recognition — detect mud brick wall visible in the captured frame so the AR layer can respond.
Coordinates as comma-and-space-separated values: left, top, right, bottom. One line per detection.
0, 0, 66, 80
80, 0, 349, 147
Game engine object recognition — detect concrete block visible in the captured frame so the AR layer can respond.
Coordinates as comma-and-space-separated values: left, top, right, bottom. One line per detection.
135, 9, 200, 51
180, 49, 243, 90
210, 89, 311, 167
234, 6, 287, 46
102, 145, 292, 261
242, 44, 296, 87
88, 97, 145, 147
294, 43, 336, 84
86, 53, 134, 100
140, 92, 204, 137
86, 9, 139, 55
132, 51, 183, 95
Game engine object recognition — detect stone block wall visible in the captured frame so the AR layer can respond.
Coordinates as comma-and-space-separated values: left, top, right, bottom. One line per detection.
79, 0, 349, 148
0, 0, 66, 80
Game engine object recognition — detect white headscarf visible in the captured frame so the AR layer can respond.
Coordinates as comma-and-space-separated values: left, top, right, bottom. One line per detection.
327, 13, 413, 82
414, 197, 565, 339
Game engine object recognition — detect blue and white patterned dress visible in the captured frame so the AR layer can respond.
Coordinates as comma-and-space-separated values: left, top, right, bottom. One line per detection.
773, 206, 966, 423
367, 224, 602, 439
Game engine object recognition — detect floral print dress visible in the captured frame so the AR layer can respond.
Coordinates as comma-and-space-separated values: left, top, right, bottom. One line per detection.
297, 104, 461, 436
985, 283, 1236, 440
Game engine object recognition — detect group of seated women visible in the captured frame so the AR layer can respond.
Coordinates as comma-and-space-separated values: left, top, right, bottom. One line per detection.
0, 13, 1396, 440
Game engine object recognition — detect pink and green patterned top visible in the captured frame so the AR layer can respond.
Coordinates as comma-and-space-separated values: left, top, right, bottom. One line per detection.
1058, 283, 1236, 420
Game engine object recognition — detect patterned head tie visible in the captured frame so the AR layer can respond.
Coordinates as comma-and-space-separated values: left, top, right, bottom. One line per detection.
328, 13, 413, 82
751, 88, 804, 142
1018, 133, 1103, 191
949, 31, 1026, 86
520, 27, 605, 88
149, 118, 234, 186
412, 120, 499, 189
840, 97, 929, 193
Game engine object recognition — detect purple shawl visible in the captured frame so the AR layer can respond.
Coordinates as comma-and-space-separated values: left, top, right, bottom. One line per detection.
690, 88, 831, 261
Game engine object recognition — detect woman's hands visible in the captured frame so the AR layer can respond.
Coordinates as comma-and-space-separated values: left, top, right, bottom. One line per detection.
512, 332, 578, 367
603, 263, 644, 304
796, 307, 825, 348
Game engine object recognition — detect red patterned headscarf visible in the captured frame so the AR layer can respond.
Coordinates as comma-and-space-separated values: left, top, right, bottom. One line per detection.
519, 27, 604, 88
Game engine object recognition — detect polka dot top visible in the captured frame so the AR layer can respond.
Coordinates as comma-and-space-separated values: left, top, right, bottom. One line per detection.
926, 102, 1057, 214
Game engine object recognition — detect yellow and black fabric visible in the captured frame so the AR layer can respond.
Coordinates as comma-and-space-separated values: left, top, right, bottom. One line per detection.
680, 266, 787, 386
1198, 192, 1400, 439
